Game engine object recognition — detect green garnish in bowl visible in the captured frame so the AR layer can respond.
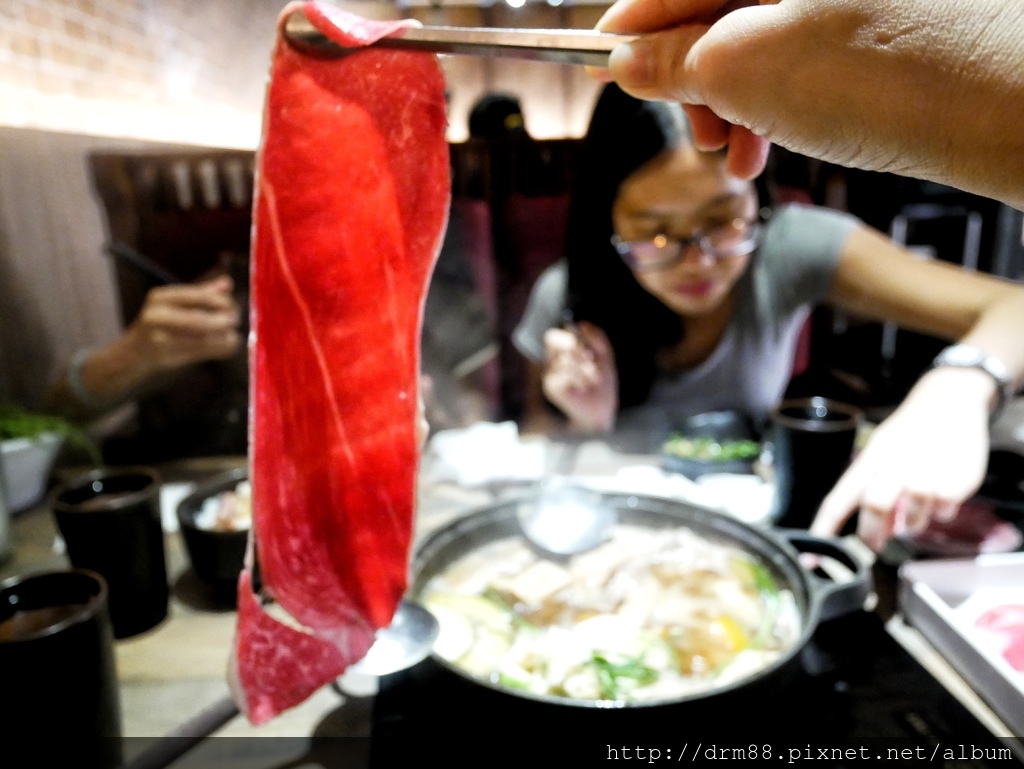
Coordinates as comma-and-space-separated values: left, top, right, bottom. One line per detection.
662, 435, 761, 462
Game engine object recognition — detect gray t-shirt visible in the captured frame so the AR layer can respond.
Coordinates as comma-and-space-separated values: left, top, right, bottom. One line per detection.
511, 204, 858, 429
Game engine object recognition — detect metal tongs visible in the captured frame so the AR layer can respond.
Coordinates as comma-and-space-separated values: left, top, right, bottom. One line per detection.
283, 9, 635, 67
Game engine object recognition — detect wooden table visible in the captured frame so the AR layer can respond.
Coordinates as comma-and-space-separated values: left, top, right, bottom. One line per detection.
0, 439, 1015, 762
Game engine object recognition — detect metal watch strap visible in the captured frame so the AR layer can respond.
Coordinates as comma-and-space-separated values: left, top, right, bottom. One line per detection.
931, 344, 1013, 422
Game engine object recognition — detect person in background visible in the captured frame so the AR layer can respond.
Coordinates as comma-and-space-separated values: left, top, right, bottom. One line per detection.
593, 0, 1024, 210
463, 91, 550, 199
417, 92, 506, 432
47, 266, 246, 464
462, 92, 530, 201
467, 92, 530, 141
420, 206, 500, 432
512, 83, 1024, 552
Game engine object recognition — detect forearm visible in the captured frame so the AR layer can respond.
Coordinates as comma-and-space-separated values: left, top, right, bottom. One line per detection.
833, 226, 1024, 399
934, 1, 1024, 210
47, 333, 169, 419
906, 291, 1024, 420
776, 0, 1024, 208
955, 292, 1024, 390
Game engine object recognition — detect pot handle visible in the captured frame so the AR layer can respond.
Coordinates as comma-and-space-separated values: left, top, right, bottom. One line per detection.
777, 529, 873, 623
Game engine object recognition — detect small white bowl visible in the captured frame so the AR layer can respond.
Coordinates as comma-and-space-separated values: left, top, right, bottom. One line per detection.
1, 432, 65, 512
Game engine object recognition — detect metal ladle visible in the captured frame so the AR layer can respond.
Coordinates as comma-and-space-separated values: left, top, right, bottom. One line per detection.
346, 598, 439, 676
517, 439, 617, 558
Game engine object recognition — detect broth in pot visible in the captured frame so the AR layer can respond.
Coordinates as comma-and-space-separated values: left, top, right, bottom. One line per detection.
421, 524, 800, 703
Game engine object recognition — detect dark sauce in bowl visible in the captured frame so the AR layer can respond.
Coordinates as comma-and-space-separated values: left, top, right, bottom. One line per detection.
0, 603, 90, 642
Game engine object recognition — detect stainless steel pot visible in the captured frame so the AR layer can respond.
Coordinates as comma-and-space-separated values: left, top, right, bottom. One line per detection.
408, 491, 871, 709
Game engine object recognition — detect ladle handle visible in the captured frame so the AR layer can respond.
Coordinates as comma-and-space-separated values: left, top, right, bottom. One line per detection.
119, 695, 240, 769
778, 530, 873, 623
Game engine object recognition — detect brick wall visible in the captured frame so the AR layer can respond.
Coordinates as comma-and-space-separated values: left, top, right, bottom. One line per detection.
0, 0, 306, 148
0, 0, 606, 146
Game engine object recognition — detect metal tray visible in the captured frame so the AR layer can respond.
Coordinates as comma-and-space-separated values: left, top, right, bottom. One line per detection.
898, 553, 1024, 736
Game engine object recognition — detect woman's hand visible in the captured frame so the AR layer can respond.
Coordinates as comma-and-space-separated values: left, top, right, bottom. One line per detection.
595, 0, 1024, 208
123, 275, 242, 375
541, 321, 618, 433
811, 367, 994, 551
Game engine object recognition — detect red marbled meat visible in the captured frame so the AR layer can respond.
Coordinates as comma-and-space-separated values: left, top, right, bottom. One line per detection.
976, 605, 1024, 672
233, 1, 449, 724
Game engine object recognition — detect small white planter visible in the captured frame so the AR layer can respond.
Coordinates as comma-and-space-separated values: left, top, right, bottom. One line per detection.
1, 431, 65, 513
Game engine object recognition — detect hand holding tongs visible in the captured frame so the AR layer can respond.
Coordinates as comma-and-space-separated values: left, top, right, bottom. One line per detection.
283, 9, 635, 67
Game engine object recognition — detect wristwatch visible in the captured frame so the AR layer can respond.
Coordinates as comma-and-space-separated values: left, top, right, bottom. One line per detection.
67, 347, 104, 411
931, 344, 1014, 421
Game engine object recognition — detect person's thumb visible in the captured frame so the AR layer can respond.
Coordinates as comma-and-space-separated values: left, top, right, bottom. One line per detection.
606, 25, 711, 104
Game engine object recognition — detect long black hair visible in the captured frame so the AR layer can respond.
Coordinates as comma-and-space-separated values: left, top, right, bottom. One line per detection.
565, 84, 769, 410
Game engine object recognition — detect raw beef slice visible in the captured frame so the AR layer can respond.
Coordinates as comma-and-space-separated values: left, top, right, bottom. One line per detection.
233, 1, 449, 724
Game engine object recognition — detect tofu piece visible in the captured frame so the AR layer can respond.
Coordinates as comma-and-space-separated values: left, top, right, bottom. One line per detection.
506, 561, 573, 606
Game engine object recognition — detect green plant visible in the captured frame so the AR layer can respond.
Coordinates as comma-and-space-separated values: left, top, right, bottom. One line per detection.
0, 404, 103, 466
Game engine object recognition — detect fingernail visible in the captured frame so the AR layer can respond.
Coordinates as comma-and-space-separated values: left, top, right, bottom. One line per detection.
608, 41, 653, 87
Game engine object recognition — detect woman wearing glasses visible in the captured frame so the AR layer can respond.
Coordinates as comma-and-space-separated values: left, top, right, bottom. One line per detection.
513, 83, 1024, 550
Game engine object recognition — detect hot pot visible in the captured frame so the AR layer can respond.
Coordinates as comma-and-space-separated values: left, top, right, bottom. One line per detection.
406, 491, 871, 711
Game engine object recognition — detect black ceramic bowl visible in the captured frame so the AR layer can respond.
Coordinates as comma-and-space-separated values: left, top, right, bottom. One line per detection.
176, 469, 250, 592
659, 410, 762, 479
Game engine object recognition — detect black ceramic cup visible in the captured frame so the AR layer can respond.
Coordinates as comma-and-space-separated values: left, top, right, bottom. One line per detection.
770, 397, 862, 530
52, 467, 169, 639
0, 569, 123, 768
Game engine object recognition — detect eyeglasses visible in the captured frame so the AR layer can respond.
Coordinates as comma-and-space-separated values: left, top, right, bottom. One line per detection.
611, 217, 762, 271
